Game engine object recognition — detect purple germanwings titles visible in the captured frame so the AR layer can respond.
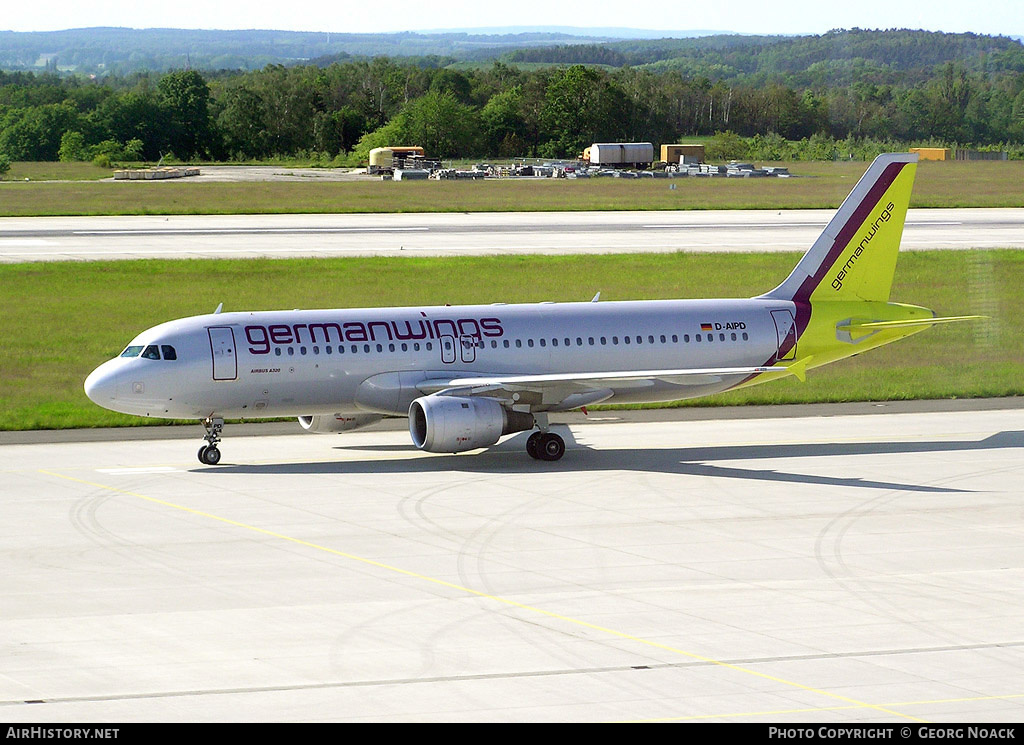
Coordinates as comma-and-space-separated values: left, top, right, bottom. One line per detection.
244, 312, 505, 354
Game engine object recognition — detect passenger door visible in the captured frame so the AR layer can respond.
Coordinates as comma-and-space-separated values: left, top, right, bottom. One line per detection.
771, 310, 797, 362
208, 327, 237, 381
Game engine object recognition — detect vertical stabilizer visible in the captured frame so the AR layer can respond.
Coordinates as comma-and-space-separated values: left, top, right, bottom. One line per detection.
762, 153, 918, 304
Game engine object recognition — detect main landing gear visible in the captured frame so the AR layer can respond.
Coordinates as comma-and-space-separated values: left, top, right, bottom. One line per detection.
198, 416, 224, 465
526, 430, 565, 461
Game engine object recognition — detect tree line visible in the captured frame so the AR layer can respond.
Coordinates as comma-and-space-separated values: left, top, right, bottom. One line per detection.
1, 54, 1022, 166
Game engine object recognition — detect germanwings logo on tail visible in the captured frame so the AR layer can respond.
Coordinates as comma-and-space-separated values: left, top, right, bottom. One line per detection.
761, 153, 917, 307
831, 201, 896, 291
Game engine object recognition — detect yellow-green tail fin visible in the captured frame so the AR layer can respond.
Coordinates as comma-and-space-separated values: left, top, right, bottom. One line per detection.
763, 153, 918, 304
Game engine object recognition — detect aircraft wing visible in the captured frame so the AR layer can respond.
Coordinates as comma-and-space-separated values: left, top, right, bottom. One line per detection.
416, 366, 779, 411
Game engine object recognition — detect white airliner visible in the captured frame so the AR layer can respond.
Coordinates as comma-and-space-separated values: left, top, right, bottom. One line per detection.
85, 153, 976, 465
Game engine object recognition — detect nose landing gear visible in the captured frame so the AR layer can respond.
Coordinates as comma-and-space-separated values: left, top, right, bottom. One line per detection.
198, 417, 224, 465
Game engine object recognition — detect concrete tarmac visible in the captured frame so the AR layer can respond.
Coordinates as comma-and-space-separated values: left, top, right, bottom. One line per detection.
2, 405, 1023, 722
2, 208, 1023, 262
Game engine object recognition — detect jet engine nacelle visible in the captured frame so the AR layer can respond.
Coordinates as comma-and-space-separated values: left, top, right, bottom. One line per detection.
298, 413, 383, 433
409, 396, 534, 453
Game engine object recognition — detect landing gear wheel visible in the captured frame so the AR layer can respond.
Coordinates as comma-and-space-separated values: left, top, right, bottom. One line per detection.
526, 431, 544, 460
538, 432, 565, 462
198, 416, 225, 466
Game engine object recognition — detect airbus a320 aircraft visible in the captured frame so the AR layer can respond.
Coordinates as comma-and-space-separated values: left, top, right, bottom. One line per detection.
85, 153, 975, 465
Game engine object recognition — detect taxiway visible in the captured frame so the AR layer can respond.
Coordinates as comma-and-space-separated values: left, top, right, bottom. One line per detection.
2, 404, 1022, 722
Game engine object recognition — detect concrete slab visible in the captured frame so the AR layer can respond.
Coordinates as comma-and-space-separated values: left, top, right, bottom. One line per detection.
1, 209, 1022, 262
1, 407, 1023, 721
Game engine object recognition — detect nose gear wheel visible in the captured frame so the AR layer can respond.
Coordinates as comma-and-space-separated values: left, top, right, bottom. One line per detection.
198, 417, 224, 465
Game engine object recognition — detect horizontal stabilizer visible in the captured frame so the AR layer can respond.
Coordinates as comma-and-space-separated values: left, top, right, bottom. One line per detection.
837, 315, 985, 332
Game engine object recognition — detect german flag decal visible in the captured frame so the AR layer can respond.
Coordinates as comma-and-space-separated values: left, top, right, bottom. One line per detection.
700, 323, 713, 331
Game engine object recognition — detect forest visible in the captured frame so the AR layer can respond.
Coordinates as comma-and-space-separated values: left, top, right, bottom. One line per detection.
1, 29, 1022, 167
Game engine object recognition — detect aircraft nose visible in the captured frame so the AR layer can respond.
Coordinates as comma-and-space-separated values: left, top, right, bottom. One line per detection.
84, 361, 119, 406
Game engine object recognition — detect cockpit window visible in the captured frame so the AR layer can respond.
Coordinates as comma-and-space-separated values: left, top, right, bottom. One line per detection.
142, 345, 161, 360
120, 345, 144, 358
161, 345, 177, 361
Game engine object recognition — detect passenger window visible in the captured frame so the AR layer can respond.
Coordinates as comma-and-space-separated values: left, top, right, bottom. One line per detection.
142, 345, 160, 360
160, 345, 177, 360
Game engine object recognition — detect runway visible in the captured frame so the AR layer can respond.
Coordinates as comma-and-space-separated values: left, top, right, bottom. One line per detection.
2, 208, 1023, 262
2, 404, 1023, 722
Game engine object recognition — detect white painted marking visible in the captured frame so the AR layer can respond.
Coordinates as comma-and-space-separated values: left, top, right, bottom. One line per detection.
73, 227, 429, 235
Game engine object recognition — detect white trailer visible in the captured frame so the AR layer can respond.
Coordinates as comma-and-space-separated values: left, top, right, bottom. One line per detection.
589, 142, 655, 168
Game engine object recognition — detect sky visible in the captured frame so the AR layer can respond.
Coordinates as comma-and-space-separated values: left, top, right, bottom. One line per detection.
2, 0, 1022, 37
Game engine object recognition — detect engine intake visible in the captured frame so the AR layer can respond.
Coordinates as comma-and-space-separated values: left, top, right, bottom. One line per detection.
409, 396, 534, 453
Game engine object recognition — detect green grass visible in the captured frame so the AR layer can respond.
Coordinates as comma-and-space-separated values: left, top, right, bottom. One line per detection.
4, 161, 116, 182
1, 160, 1022, 216
1, 250, 1020, 430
